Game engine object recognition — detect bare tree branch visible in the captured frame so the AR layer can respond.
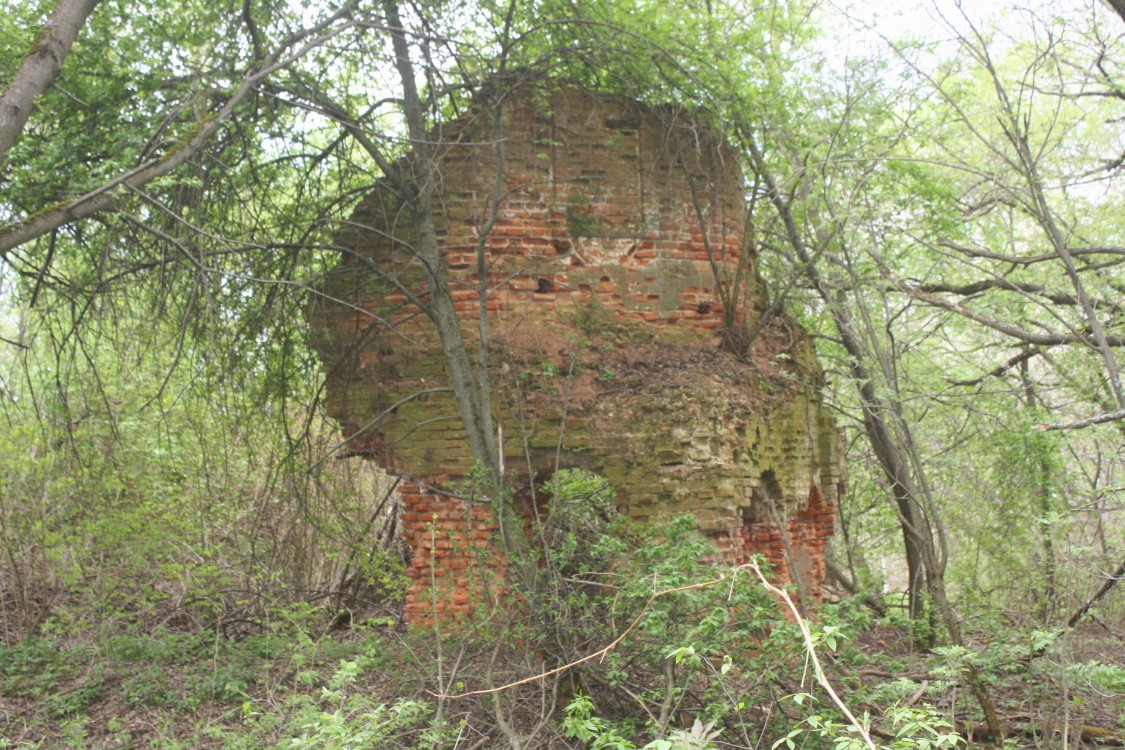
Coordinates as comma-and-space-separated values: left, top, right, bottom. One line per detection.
947, 347, 1042, 387
917, 279, 1120, 312
939, 240, 1125, 266
1036, 408, 1125, 431
887, 274, 1125, 347
1066, 559, 1125, 627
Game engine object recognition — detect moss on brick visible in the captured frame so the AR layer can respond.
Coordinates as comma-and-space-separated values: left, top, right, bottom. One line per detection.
308, 82, 844, 624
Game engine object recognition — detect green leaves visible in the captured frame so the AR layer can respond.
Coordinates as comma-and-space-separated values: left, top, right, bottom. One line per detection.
563, 694, 638, 750
773, 695, 962, 750
815, 624, 845, 653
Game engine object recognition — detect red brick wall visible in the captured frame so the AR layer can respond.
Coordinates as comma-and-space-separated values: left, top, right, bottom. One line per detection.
311, 83, 844, 625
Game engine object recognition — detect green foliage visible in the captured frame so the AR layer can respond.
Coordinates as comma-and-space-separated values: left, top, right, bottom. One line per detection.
122, 666, 178, 708
2, 0, 1124, 746
103, 631, 209, 663
0, 288, 407, 644
272, 660, 429, 749
1065, 661, 1125, 696
612, 516, 781, 656
0, 638, 91, 704
537, 502, 825, 748
774, 696, 962, 750
199, 639, 435, 749
658, 718, 724, 750
564, 694, 638, 750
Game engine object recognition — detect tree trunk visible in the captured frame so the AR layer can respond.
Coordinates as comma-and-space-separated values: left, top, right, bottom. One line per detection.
383, 0, 533, 584
0, 0, 101, 165
744, 133, 1004, 740
1019, 355, 1058, 619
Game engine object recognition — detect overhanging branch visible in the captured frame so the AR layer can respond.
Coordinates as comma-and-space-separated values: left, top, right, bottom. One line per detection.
0, 1, 359, 258
1036, 408, 1125, 430
0, 0, 100, 165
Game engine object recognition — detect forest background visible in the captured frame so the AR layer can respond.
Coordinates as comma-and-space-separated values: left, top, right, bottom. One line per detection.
0, 0, 1123, 747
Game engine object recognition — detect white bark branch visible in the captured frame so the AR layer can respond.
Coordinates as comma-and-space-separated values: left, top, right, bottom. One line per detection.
0, 0, 100, 165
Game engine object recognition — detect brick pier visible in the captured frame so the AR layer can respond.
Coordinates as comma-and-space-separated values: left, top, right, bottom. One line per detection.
311, 83, 844, 624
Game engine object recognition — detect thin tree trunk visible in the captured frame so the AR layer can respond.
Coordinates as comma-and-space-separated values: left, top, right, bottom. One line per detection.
743, 132, 1004, 740
1019, 355, 1058, 619
383, 0, 532, 583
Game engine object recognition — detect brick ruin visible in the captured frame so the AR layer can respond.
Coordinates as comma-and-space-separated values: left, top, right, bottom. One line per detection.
310, 83, 844, 624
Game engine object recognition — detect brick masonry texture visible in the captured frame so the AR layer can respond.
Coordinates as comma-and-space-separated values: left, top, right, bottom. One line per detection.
309, 83, 845, 625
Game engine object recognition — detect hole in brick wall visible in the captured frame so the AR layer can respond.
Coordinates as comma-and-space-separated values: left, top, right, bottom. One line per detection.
536, 277, 555, 294
697, 302, 713, 314
743, 469, 784, 525
759, 470, 784, 503
737, 505, 757, 529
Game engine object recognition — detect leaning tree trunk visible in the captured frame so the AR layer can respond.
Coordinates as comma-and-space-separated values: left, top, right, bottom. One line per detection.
0, 0, 100, 164
745, 134, 1005, 740
383, 0, 533, 585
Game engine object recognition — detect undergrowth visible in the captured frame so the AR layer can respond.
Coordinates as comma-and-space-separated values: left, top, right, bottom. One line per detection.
3, 504, 1121, 749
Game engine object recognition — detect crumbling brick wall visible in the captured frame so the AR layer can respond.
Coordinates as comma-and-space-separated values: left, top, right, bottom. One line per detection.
310, 83, 844, 624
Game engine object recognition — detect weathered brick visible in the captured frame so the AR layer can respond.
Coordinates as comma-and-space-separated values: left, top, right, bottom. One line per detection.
310, 83, 845, 625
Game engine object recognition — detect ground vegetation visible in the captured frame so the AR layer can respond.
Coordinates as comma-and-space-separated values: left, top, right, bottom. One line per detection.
0, 0, 1122, 747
